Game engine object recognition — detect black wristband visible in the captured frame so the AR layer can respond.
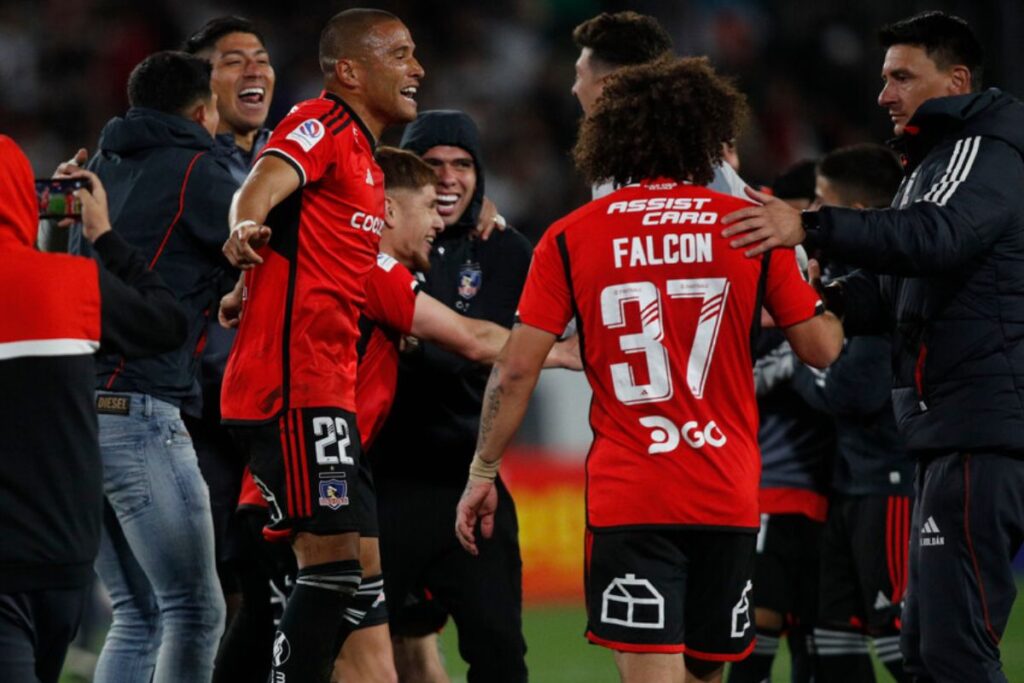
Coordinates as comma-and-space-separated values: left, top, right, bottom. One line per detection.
821, 281, 846, 321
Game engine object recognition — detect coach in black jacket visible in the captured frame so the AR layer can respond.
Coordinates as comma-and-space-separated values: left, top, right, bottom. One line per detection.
722, 12, 1024, 683
0, 138, 186, 683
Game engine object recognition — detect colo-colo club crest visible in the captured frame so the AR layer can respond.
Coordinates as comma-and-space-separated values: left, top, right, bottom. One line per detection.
458, 262, 482, 300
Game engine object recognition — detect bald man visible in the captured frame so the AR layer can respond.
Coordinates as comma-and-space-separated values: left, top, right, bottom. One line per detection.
218, 9, 424, 682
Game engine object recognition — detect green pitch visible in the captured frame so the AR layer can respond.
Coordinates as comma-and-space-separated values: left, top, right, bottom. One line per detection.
439, 588, 1024, 682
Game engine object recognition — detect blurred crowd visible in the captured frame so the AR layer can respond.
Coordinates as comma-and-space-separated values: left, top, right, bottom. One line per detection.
1, 0, 1015, 244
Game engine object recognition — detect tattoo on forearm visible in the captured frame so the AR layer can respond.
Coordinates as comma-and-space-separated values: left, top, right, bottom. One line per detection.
476, 365, 502, 452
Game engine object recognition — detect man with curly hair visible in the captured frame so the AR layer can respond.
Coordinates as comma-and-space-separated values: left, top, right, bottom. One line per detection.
456, 57, 844, 683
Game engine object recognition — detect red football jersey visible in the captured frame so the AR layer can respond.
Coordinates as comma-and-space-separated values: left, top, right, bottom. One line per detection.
356, 253, 420, 449
222, 92, 386, 423
517, 180, 822, 530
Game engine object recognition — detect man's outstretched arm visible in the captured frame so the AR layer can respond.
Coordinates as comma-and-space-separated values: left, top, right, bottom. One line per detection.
411, 292, 582, 369
455, 324, 556, 555
223, 155, 301, 268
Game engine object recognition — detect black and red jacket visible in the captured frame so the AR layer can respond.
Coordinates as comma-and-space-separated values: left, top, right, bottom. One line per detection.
0, 135, 186, 592
807, 89, 1024, 454
70, 107, 238, 406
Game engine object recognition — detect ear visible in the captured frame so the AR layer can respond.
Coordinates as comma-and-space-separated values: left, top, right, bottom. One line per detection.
949, 65, 973, 95
383, 195, 397, 230
335, 57, 360, 89
189, 101, 207, 127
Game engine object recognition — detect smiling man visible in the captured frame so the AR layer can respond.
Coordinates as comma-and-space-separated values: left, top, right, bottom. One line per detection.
720, 12, 1024, 682
366, 110, 534, 682
185, 17, 275, 179
218, 9, 424, 682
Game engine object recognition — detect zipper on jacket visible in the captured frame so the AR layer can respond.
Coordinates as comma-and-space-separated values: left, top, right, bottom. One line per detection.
914, 343, 928, 411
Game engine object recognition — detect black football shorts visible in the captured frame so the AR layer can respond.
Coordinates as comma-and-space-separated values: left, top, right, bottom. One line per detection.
230, 407, 363, 537
584, 527, 756, 661
752, 512, 823, 624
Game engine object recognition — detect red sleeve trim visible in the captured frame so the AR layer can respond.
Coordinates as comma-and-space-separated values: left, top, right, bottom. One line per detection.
148, 151, 206, 269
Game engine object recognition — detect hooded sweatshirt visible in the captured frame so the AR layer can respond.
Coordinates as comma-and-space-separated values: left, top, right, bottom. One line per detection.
71, 107, 238, 406
0, 135, 185, 591
371, 111, 533, 484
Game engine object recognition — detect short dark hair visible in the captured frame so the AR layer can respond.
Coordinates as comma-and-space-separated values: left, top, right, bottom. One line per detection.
772, 160, 818, 203
572, 12, 672, 70
879, 11, 984, 90
319, 8, 401, 76
574, 57, 748, 187
817, 144, 904, 209
127, 51, 212, 115
183, 16, 265, 55
376, 146, 437, 191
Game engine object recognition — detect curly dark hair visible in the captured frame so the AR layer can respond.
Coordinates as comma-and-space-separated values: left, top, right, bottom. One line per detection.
572, 12, 672, 68
574, 57, 748, 187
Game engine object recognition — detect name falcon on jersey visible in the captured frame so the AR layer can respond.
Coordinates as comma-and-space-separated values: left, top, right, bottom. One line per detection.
612, 233, 712, 269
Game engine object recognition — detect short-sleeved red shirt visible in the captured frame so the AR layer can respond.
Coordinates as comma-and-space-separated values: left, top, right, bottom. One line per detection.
517, 180, 822, 530
356, 253, 420, 449
222, 92, 386, 423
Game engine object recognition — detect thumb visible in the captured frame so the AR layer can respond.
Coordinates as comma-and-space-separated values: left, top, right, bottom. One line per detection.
73, 148, 88, 165
743, 185, 775, 206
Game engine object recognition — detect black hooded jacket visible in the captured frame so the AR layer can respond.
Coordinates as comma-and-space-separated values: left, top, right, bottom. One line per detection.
371, 111, 533, 484
71, 107, 238, 405
805, 89, 1024, 454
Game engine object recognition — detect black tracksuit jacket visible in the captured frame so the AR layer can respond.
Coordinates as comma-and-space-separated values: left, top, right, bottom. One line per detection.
807, 89, 1024, 455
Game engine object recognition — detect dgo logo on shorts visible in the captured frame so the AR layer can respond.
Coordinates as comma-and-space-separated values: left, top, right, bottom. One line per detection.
286, 118, 325, 152
601, 573, 665, 629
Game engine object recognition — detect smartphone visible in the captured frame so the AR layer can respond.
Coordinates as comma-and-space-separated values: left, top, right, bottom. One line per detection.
35, 178, 90, 219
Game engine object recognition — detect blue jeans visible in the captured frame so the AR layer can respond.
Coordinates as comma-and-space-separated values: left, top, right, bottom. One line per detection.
93, 393, 225, 683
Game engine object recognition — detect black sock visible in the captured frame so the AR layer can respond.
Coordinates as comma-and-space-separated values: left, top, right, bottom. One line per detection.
813, 627, 875, 683
727, 627, 780, 683
787, 625, 815, 682
873, 634, 911, 682
270, 559, 361, 683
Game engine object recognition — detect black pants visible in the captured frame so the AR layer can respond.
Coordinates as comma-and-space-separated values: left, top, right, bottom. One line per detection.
0, 586, 89, 683
901, 452, 1024, 682
377, 476, 527, 683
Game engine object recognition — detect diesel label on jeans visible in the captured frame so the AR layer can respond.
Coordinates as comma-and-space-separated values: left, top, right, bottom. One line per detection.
96, 394, 130, 415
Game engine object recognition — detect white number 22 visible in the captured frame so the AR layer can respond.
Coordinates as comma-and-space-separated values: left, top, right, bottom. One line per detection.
312, 416, 354, 466
600, 278, 729, 404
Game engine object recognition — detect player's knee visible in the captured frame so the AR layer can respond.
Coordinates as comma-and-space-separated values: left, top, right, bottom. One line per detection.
683, 655, 723, 682
753, 607, 784, 631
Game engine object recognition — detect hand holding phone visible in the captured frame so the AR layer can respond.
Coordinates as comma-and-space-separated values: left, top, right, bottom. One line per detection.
46, 170, 112, 244
36, 178, 90, 219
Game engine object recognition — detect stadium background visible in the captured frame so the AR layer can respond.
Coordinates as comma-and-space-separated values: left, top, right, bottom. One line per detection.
4, 0, 1021, 680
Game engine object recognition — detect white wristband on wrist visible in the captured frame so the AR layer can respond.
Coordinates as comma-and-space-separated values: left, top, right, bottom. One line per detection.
232, 219, 259, 234
468, 453, 501, 483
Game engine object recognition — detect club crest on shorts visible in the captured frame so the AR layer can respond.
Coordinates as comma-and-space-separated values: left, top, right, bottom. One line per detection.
458, 263, 482, 300
601, 573, 665, 629
318, 478, 349, 509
